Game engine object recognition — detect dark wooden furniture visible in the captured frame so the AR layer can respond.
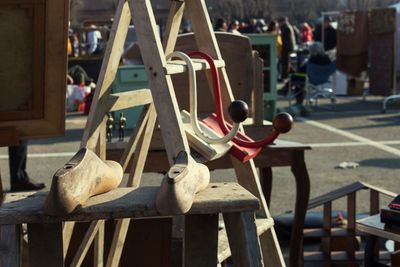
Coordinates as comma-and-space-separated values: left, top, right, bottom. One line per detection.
358, 214, 400, 267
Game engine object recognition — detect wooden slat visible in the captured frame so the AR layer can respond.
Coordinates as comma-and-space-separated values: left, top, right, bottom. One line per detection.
304, 251, 391, 262
127, 103, 157, 187
81, 0, 132, 150
223, 211, 263, 267
322, 201, 332, 265
0, 183, 259, 224
370, 189, 380, 215
105, 218, 131, 267
217, 218, 274, 263
252, 50, 264, 126
108, 89, 153, 112
130, 0, 190, 164
360, 181, 397, 198
162, 0, 185, 55
28, 223, 63, 267
357, 214, 400, 243
308, 182, 366, 209
119, 104, 152, 171
94, 221, 104, 267
185, 214, 219, 267
70, 220, 104, 267
304, 228, 366, 238
0, 225, 21, 267
165, 58, 225, 74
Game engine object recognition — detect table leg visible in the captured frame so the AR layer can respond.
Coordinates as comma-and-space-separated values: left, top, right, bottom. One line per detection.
290, 151, 310, 267
260, 167, 273, 207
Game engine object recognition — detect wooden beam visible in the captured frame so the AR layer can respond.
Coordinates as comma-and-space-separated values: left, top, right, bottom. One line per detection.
0, 225, 21, 267
81, 0, 132, 150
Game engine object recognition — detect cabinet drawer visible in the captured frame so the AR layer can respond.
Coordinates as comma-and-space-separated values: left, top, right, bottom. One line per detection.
117, 67, 148, 83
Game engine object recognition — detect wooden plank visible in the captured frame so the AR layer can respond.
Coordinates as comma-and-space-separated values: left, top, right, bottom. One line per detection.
119, 104, 152, 171
357, 214, 400, 243
129, 0, 190, 164
223, 211, 263, 267
346, 192, 356, 266
108, 89, 153, 112
0, 225, 21, 267
304, 251, 391, 262
94, 221, 104, 267
70, 220, 103, 267
252, 50, 264, 126
127, 103, 157, 187
28, 223, 63, 267
218, 218, 274, 263
165, 58, 225, 74
321, 201, 332, 266
105, 218, 131, 267
81, 0, 131, 149
370, 189, 380, 215
0, 183, 259, 224
184, 214, 218, 267
162, 1, 185, 55
308, 182, 366, 209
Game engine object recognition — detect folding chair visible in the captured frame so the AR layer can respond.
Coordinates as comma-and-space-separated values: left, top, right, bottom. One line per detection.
306, 61, 336, 106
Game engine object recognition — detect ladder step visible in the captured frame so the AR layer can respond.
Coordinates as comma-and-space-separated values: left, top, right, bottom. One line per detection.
108, 89, 153, 112
165, 58, 225, 75
217, 218, 274, 263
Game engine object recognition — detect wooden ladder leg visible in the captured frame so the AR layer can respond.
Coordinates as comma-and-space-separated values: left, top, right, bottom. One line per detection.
223, 211, 263, 267
231, 156, 286, 267
81, 0, 132, 150
129, 0, 190, 163
184, 214, 219, 267
28, 223, 63, 267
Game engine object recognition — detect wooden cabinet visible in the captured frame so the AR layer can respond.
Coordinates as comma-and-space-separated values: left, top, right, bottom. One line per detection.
112, 65, 148, 129
245, 34, 278, 121
0, 0, 68, 142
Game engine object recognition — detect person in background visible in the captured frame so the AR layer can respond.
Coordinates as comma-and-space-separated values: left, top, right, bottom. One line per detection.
228, 20, 241, 35
300, 22, 313, 43
87, 25, 104, 55
214, 18, 227, 32
8, 141, 45, 192
290, 41, 332, 104
314, 17, 337, 51
278, 16, 297, 79
266, 20, 283, 80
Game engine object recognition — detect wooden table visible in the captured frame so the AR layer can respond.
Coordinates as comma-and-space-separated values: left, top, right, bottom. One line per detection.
108, 138, 311, 266
357, 214, 400, 266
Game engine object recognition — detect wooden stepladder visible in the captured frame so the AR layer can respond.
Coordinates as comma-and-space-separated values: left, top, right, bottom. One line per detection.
69, 0, 286, 266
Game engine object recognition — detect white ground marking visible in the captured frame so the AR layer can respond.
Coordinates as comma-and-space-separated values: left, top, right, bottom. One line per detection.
298, 117, 400, 156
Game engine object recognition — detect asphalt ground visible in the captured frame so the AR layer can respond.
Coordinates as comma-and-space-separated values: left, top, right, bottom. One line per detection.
0, 94, 399, 265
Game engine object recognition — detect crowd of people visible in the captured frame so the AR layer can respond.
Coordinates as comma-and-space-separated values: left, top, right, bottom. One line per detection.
204, 16, 337, 104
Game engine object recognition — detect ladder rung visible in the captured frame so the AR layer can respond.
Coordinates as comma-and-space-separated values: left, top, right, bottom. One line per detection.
108, 89, 153, 112
165, 58, 225, 75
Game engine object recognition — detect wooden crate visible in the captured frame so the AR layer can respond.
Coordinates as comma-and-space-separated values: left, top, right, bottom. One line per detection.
0, 0, 68, 141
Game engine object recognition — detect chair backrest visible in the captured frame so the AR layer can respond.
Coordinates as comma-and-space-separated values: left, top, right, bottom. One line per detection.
307, 61, 336, 86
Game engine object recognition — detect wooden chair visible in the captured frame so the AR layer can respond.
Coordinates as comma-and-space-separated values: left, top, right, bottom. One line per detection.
303, 181, 396, 266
